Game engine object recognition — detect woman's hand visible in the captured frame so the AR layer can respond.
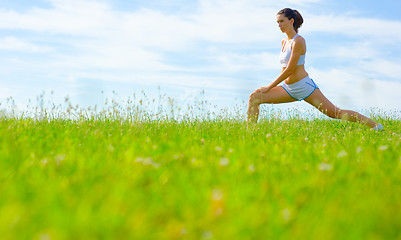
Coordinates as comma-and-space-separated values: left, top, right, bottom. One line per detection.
257, 85, 273, 93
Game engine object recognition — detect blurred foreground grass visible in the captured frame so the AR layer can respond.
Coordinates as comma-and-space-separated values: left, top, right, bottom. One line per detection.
1, 114, 401, 239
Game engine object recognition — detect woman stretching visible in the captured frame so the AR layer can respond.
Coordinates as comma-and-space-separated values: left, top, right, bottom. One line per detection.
247, 8, 383, 130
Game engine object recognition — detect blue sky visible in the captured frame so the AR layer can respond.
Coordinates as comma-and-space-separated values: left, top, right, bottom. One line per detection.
1, 0, 401, 117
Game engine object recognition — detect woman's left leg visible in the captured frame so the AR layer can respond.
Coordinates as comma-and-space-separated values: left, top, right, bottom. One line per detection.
247, 86, 296, 123
304, 89, 379, 128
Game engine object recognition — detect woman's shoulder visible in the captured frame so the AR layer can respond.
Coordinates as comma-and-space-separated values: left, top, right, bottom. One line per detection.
293, 34, 306, 45
294, 34, 305, 42
292, 35, 306, 53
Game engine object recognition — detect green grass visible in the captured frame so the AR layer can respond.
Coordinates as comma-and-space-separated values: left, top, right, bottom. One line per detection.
1, 115, 401, 239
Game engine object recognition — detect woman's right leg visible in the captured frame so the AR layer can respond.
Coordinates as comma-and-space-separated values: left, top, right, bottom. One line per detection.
247, 86, 296, 123
304, 89, 379, 128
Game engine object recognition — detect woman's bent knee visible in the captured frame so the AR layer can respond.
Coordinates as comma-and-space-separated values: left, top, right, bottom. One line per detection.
249, 91, 262, 105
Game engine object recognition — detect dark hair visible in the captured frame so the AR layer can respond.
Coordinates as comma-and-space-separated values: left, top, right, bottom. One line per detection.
277, 8, 303, 33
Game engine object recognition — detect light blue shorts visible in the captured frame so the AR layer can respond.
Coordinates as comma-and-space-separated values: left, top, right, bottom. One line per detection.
281, 76, 319, 101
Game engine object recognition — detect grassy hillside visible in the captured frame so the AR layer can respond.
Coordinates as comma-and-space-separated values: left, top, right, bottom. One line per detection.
1, 116, 400, 239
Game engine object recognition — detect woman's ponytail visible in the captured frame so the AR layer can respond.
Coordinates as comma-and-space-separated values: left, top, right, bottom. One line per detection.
293, 10, 304, 33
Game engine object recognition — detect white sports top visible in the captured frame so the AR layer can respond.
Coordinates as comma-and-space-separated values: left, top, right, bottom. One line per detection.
279, 34, 305, 67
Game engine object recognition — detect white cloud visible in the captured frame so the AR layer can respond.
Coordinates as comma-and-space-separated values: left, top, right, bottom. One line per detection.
0, 0, 280, 71
0, 36, 53, 52
308, 67, 401, 111
212, 52, 280, 72
0, 0, 114, 35
359, 59, 401, 80
0, 0, 279, 48
191, 0, 279, 43
305, 14, 401, 42
311, 40, 401, 80
326, 41, 380, 60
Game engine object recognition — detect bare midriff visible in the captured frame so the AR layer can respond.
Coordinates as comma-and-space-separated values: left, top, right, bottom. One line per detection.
282, 65, 309, 85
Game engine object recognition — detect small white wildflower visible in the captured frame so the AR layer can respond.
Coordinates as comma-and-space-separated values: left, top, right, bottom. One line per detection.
142, 158, 153, 165
39, 234, 51, 240
266, 133, 272, 138
215, 147, 222, 151
379, 145, 388, 151
55, 154, 66, 165
337, 150, 348, 158
135, 157, 160, 168
282, 208, 291, 222
212, 189, 224, 201
356, 146, 362, 154
318, 162, 333, 171
248, 164, 255, 172
180, 227, 188, 235
41, 158, 48, 165
219, 158, 229, 166
202, 231, 213, 240
152, 163, 161, 169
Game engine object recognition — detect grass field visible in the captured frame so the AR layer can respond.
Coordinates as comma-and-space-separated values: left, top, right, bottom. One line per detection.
1, 106, 401, 239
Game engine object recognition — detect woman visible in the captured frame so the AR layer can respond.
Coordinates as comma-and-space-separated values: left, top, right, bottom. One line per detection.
247, 8, 383, 130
